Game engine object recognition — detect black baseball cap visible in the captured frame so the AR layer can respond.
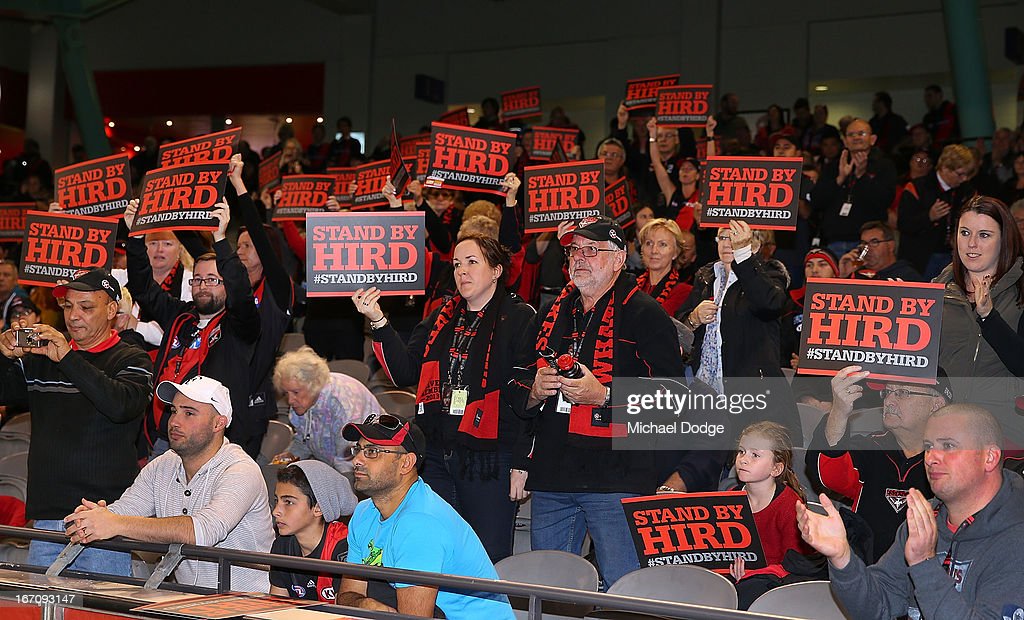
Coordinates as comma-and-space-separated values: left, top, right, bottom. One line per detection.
53, 268, 121, 302
559, 215, 627, 251
343, 414, 425, 459
6, 298, 40, 323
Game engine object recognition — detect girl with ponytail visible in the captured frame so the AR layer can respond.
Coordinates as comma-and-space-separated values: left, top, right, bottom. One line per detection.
729, 421, 814, 609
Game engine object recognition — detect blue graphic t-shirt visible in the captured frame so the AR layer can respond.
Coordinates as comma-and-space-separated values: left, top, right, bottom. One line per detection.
347, 478, 514, 619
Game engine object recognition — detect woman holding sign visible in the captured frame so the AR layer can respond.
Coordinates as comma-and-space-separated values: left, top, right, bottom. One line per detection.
936, 195, 1024, 417
350, 174, 535, 562
677, 220, 800, 434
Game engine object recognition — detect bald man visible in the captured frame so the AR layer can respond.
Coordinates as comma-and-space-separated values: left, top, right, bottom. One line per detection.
798, 404, 1024, 618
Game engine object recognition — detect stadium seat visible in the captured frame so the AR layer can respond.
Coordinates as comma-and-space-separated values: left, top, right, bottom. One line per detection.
0, 452, 28, 480
599, 564, 738, 611
278, 332, 306, 354
328, 359, 371, 384
848, 407, 884, 435
747, 580, 850, 618
260, 420, 294, 463
781, 366, 795, 384
496, 550, 600, 619
375, 390, 416, 420
797, 403, 827, 446
0, 413, 30, 437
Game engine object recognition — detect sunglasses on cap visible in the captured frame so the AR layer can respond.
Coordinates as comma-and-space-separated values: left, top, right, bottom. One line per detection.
363, 412, 406, 430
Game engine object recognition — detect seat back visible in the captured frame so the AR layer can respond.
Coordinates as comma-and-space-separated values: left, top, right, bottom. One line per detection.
260, 420, 294, 461
375, 390, 417, 420
848, 407, 884, 435
747, 580, 850, 619
0, 413, 30, 437
496, 550, 599, 620
278, 333, 306, 354
328, 360, 371, 384
0, 452, 28, 480
797, 403, 827, 446
607, 564, 738, 609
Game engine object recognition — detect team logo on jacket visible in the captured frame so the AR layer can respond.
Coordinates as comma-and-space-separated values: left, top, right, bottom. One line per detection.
939, 555, 972, 592
1001, 604, 1024, 620
209, 325, 222, 346
320, 586, 336, 601
885, 488, 909, 512
290, 584, 306, 597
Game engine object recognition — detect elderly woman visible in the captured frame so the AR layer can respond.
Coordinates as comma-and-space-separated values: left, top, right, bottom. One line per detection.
272, 346, 383, 473
636, 218, 693, 316
677, 220, 800, 434
936, 195, 1024, 419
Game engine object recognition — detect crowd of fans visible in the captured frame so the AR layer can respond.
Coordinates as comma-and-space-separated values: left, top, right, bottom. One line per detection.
0, 83, 1024, 618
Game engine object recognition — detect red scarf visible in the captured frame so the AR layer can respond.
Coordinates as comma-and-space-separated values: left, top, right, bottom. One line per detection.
536, 279, 635, 442
414, 289, 504, 446
159, 261, 181, 294
315, 521, 348, 603
636, 269, 680, 309
148, 312, 226, 446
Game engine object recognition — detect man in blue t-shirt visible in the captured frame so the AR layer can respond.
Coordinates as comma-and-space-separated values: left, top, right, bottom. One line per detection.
337, 414, 514, 619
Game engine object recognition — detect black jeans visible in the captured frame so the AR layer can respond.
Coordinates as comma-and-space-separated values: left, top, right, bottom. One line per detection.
421, 445, 517, 562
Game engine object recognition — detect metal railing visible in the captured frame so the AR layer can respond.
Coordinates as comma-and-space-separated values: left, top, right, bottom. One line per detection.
0, 524, 807, 620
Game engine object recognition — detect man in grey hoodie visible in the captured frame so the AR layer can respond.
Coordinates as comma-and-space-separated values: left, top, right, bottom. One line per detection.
797, 403, 1024, 619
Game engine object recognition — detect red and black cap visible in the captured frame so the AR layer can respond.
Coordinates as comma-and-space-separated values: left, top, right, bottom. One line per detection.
558, 215, 627, 250
769, 126, 801, 151
343, 414, 425, 459
53, 268, 121, 302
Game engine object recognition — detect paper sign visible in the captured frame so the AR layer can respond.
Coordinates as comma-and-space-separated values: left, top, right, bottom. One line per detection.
133, 161, 229, 235
425, 122, 515, 195
54, 153, 132, 218
656, 84, 713, 128
398, 133, 429, 159
798, 278, 945, 384
415, 144, 431, 181
273, 175, 334, 221
259, 151, 283, 192
699, 156, 802, 230
327, 167, 356, 207
501, 86, 542, 120
390, 120, 411, 197
0, 203, 34, 240
622, 491, 766, 574
624, 74, 680, 112
606, 176, 634, 229
20, 212, 118, 286
352, 161, 390, 210
306, 211, 426, 297
524, 159, 605, 233
157, 127, 242, 168
531, 126, 579, 161
438, 106, 470, 127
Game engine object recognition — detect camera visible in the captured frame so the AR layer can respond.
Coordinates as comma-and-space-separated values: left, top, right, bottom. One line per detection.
14, 328, 47, 348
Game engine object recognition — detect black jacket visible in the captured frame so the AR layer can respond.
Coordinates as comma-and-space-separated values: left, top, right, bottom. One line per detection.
811, 148, 896, 244
0, 337, 153, 519
897, 172, 975, 274
127, 236, 261, 444
677, 255, 800, 434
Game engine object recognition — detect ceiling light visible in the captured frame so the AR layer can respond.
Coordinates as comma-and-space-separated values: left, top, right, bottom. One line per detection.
814, 85, 829, 92
165, 120, 174, 126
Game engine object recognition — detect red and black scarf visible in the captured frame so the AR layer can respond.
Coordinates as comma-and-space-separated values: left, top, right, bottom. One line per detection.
414, 287, 506, 449
536, 274, 637, 446
146, 311, 226, 447
139, 261, 184, 325
636, 269, 680, 309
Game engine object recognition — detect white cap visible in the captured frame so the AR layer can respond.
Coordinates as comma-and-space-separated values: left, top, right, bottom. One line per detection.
156, 375, 232, 426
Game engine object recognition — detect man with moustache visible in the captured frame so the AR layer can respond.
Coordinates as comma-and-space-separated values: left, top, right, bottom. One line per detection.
124, 199, 261, 457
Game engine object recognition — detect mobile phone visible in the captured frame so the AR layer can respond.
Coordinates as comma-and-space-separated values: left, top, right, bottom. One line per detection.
806, 501, 829, 516
14, 328, 46, 348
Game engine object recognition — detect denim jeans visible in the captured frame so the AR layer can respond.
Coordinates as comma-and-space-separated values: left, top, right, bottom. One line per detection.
421, 446, 517, 562
27, 519, 131, 576
530, 491, 640, 589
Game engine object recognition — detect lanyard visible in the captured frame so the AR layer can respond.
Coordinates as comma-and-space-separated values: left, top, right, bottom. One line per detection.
571, 302, 595, 358
446, 306, 486, 386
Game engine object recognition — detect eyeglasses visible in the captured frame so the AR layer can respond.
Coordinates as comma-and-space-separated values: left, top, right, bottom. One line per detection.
363, 413, 405, 430
189, 277, 223, 287
426, 190, 455, 200
845, 130, 870, 138
598, 151, 624, 159
351, 444, 407, 459
880, 388, 939, 400
861, 238, 894, 247
912, 156, 932, 164
565, 245, 619, 258
716, 234, 732, 242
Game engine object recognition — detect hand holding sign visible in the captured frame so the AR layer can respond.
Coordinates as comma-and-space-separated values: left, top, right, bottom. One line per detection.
211, 201, 230, 242
352, 287, 385, 322
123, 199, 139, 231
48, 202, 62, 214
796, 493, 852, 569
728, 220, 752, 251
325, 196, 342, 212
228, 154, 246, 195
382, 176, 402, 209
729, 557, 746, 581
904, 488, 938, 566
616, 101, 629, 130
829, 365, 870, 420
501, 172, 520, 207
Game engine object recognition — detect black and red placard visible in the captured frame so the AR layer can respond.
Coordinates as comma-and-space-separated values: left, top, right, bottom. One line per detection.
390, 121, 411, 197
621, 491, 766, 574
624, 74, 680, 112
699, 156, 802, 230
425, 123, 515, 196
438, 107, 471, 127
258, 151, 282, 193
327, 167, 357, 207
353, 161, 390, 210
272, 175, 334, 221
656, 85, 713, 128
0, 203, 32, 240
157, 128, 242, 168
133, 161, 229, 235
501, 86, 542, 120
54, 153, 132, 218
20, 212, 118, 287
524, 160, 605, 233
306, 211, 426, 297
531, 126, 579, 161
798, 278, 945, 384
606, 176, 634, 229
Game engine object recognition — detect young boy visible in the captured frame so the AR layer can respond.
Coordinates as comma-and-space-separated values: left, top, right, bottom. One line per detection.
270, 460, 357, 601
